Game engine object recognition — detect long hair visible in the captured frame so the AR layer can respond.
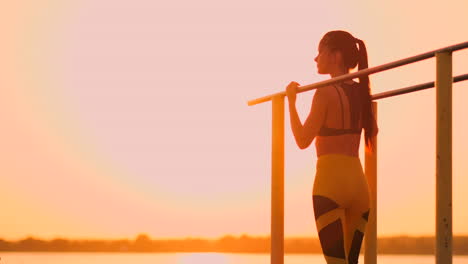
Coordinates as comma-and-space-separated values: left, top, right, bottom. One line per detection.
319, 30, 377, 149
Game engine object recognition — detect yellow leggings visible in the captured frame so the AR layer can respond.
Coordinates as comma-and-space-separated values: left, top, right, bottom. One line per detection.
312, 154, 370, 264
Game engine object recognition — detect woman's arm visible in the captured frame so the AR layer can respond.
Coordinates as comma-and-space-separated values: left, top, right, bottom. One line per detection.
286, 82, 328, 149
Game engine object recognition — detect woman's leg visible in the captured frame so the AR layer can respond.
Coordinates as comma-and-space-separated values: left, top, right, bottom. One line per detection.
344, 208, 370, 264
344, 171, 370, 264
313, 195, 348, 264
314, 194, 370, 264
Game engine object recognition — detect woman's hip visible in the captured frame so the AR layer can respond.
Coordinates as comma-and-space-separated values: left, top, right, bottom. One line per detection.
313, 154, 369, 206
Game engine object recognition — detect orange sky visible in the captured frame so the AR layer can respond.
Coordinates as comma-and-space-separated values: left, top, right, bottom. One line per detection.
0, 0, 467, 240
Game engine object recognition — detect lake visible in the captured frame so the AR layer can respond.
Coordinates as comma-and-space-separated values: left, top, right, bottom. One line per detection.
1, 252, 468, 264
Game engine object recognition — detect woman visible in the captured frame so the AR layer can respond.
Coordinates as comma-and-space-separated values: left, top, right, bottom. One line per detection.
285, 30, 378, 264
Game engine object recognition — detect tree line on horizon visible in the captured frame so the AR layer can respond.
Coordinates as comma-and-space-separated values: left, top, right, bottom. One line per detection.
1, 234, 468, 255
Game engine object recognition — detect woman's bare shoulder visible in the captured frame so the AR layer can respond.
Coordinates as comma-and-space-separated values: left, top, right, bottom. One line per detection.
314, 85, 336, 99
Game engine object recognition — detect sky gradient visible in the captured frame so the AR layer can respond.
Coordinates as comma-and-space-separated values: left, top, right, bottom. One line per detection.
1, 0, 468, 240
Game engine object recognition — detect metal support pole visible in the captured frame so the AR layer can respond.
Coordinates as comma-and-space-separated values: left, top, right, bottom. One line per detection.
271, 95, 285, 264
436, 51, 452, 264
364, 102, 378, 264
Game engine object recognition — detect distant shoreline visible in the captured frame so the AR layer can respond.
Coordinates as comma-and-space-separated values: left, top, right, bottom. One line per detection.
1, 235, 467, 255
0, 251, 465, 256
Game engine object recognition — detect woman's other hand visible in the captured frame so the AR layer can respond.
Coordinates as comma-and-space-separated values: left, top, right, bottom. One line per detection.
286, 81, 300, 104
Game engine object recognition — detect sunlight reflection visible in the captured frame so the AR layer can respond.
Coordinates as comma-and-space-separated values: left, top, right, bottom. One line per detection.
176, 253, 231, 264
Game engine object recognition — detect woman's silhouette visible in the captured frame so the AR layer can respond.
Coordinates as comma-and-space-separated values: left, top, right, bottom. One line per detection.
285, 30, 378, 264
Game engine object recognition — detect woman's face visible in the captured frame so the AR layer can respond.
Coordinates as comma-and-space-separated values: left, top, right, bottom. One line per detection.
314, 43, 334, 74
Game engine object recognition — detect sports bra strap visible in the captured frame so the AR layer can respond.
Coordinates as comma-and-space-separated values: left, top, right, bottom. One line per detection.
334, 84, 345, 129
318, 83, 362, 137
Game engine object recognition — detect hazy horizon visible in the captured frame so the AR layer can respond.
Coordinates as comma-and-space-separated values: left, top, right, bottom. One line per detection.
3, 233, 468, 242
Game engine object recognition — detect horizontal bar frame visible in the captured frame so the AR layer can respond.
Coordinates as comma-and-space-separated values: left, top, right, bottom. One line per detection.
372, 74, 468, 100
248, 42, 468, 106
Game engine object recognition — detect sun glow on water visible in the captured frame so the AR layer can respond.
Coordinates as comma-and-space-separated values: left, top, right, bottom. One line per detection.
176, 253, 231, 264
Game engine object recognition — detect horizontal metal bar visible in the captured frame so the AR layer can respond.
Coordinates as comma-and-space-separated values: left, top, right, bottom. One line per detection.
248, 41, 468, 106
372, 74, 468, 100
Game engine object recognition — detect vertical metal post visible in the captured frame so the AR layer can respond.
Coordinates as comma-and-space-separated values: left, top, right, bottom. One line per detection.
364, 102, 378, 264
436, 51, 452, 264
271, 95, 284, 264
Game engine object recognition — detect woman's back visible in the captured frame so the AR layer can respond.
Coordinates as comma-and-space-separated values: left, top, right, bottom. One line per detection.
315, 81, 363, 157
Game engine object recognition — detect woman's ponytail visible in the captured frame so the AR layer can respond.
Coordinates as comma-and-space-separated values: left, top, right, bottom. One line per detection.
355, 38, 376, 150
